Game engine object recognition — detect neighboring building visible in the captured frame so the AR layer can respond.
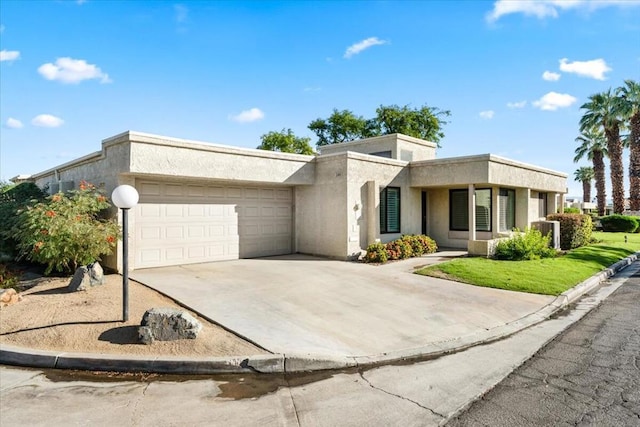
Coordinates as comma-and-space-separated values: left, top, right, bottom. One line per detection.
25, 131, 567, 272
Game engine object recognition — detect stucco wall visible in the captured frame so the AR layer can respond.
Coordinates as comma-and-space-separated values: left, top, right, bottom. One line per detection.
344, 153, 416, 256
125, 133, 315, 186
411, 154, 567, 192
319, 134, 437, 162
295, 154, 349, 258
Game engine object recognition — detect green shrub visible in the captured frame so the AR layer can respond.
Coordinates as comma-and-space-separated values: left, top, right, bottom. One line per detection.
563, 207, 581, 214
386, 239, 413, 260
13, 181, 121, 275
599, 214, 639, 233
0, 182, 47, 258
365, 242, 388, 263
0, 264, 20, 291
494, 228, 557, 261
546, 213, 593, 250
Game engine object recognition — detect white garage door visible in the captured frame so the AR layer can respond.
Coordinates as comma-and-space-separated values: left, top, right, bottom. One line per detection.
134, 180, 293, 269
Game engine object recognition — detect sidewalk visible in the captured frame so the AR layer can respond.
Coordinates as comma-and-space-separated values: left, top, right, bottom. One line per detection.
1, 252, 638, 374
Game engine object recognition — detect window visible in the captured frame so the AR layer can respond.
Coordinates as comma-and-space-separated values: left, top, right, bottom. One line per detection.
449, 188, 492, 231
380, 187, 401, 233
499, 188, 515, 231
538, 193, 547, 218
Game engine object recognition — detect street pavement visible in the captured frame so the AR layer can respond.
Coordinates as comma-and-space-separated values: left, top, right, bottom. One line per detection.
2, 261, 637, 426
448, 263, 640, 426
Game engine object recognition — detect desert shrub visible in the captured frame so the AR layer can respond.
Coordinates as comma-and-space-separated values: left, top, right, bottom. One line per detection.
0, 182, 47, 258
13, 181, 121, 275
599, 214, 639, 233
546, 213, 593, 250
494, 228, 557, 261
386, 239, 413, 260
0, 264, 20, 291
365, 242, 388, 263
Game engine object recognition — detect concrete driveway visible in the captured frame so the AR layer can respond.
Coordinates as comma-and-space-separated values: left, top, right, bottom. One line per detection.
131, 253, 554, 358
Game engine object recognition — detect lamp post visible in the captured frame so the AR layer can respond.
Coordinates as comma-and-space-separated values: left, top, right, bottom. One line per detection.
111, 185, 139, 322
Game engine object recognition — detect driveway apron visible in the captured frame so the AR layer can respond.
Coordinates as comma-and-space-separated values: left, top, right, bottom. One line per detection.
131, 254, 553, 357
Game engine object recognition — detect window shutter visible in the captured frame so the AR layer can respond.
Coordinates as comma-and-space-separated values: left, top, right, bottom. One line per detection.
387, 188, 400, 232
451, 190, 469, 230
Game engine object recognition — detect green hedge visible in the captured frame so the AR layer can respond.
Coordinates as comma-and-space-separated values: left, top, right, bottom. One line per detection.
546, 213, 593, 250
599, 215, 639, 233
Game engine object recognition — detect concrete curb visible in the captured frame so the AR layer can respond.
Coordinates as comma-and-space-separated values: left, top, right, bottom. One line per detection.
2, 252, 638, 375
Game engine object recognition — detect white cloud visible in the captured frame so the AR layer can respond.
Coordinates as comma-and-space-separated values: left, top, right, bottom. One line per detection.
229, 108, 264, 123
542, 70, 561, 81
507, 100, 527, 109
5, 118, 24, 129
38, 57, 112, 84
559, 58, 611, 80
533, 92, 577, 111
175, 4, 188, 23
0, 50, 20, 62
487, 0, 640, 23
344, 37, 388, 59
479, 110, 495, 119
31, 114, 64, 128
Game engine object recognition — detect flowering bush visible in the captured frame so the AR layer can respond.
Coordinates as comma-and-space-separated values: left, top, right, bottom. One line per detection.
365, 234, 438, 263
386, 239, 413, 260
13, 181, 121, 275
365, 242, 388, 263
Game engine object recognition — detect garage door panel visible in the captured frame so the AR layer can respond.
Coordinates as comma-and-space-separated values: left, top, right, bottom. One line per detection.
135, 181, 292, 268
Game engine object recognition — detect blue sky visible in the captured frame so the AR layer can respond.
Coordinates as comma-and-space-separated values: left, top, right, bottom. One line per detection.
1, 0, 639, 198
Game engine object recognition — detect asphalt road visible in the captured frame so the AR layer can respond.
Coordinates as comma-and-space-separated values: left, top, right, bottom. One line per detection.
448, 272, 640, 426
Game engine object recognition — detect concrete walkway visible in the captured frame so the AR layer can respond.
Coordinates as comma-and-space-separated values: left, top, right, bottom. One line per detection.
130, 252, 553, 357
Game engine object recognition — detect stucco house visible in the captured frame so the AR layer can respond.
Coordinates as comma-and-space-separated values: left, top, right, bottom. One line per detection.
26, 131, 567, 272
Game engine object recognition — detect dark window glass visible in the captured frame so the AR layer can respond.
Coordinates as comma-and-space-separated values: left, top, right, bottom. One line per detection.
380, 187, 401, 233
450, 189, 492, 232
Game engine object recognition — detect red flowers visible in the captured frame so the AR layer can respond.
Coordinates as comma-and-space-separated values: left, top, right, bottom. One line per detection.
34, 241, 44, 252
45, 210, 56, 217
106, 236, 115, 243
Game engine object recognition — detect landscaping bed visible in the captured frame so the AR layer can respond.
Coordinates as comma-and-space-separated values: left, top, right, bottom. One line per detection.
0, 273, 267, 357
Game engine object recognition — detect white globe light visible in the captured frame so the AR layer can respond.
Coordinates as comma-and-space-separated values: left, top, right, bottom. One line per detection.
111, 185, 139, 209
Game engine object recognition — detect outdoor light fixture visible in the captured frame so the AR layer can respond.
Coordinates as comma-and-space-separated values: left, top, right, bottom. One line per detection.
111, 184, 139, 322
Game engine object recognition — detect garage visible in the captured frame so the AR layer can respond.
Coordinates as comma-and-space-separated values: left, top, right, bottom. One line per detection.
134, 180, 293, 269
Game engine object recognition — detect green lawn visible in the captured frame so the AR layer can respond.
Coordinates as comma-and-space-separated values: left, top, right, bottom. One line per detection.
416, 232, 640, 296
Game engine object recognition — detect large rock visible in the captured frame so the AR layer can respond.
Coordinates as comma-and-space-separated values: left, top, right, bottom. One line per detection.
68, 262, 105, 292
138, 307, 202, 345
0, 288, 22, 306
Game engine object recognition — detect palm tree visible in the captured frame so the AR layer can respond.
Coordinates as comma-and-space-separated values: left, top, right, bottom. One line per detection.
574, 129, 608, 216
574, 167, 594, 206
618, 80, 640, 210
580, 90, 626, 214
